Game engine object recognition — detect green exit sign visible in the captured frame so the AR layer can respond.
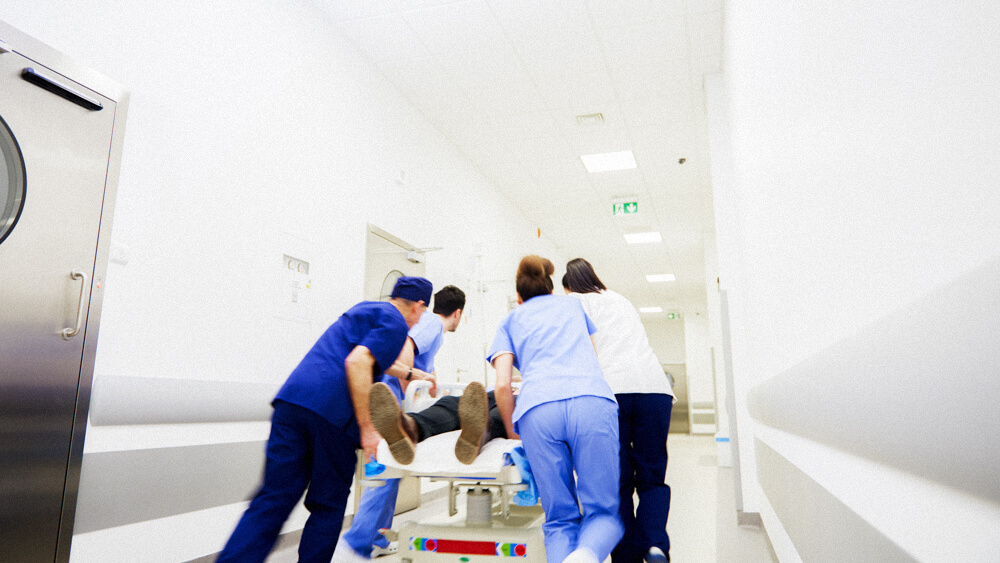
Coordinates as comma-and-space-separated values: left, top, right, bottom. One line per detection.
667, 312, 677, 320
612, 201, 638, 215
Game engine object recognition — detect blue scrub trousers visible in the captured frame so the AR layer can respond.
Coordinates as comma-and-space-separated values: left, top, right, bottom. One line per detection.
517, 396, 623, 562
342, 478, 399, 555
612, 393, 672, 563
217, 400, 357, 563
343, 376, 406, 555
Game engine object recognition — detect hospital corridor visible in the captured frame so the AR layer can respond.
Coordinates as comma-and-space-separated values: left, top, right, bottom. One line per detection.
1, 1, 999, 563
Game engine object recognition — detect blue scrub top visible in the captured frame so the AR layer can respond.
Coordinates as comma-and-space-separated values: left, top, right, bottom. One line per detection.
410, 311, 444, 373
381, 310, 444, 401
276, 301, 409, 429
487, 294, 614, 426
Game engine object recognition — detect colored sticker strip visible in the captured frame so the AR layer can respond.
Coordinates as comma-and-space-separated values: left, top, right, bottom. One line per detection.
497, 543, 528, 557
409, 538, 528, 557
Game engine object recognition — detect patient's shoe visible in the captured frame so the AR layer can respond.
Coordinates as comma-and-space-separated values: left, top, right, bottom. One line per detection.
369, 382, 418, 465
455, 381, 489, 464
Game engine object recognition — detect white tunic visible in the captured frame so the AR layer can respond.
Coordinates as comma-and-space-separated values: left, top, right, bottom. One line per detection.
570, 289, 675, 398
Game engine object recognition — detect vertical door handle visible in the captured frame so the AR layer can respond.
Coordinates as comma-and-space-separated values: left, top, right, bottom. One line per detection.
61, 269, 88, 340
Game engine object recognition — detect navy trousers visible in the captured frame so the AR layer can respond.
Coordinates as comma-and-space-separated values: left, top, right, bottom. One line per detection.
611, 393, 672, 563
216, 400, 357, 563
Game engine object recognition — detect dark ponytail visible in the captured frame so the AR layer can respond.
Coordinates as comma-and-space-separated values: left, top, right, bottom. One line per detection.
564, 258, 606, 294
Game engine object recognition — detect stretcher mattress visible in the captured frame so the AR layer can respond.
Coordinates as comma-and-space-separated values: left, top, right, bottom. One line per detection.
374, 431, 522, 481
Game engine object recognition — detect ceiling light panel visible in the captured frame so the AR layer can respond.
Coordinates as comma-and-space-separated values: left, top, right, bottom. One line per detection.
639, 307, 663, 313
581, 151, 637, 173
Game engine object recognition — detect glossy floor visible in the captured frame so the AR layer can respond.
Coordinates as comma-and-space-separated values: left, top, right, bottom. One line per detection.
265, 434, 776, 563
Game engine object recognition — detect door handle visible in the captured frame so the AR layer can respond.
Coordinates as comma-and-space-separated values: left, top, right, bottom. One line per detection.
61, 269, 88, 340
21, 68, 104, 111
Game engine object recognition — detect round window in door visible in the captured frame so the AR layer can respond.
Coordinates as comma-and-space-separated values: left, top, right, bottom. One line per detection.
0, 115, 27, 246
379, 270, 404, 301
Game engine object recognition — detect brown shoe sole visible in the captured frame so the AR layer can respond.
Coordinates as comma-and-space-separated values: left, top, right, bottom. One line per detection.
369, 382, 415, 465
455, 381, 488, 464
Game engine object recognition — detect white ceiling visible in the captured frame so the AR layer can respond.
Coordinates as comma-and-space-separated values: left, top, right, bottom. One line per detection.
316, 0, 722, 315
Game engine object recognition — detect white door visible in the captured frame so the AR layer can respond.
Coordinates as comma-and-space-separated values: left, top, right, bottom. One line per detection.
360, 225, 423, 514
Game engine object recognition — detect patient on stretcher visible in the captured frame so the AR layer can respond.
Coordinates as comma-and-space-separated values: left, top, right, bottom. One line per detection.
369, 381, 507, 465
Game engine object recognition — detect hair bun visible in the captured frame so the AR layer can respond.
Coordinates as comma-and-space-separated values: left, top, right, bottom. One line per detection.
516, 255, 555, 301
517, 255, 553, 280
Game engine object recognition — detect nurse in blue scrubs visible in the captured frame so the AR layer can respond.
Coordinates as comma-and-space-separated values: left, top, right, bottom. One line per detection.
338, 285, 466, 560
488, 256, 623, 563
216, 276, 432, 563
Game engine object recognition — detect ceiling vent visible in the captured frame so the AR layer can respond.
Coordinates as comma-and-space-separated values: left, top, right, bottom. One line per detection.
576, 113, 605, 126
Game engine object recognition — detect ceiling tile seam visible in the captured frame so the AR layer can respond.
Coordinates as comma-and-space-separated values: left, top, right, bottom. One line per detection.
481, 0, 567, 167
582, 0, 661, 247
486, 0, 584, 191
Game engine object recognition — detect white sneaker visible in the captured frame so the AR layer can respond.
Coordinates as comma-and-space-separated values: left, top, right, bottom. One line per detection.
645, 546, 668, 563
332, 540, 370, 563
562, 548, 599, 563
371, 542, 398, 558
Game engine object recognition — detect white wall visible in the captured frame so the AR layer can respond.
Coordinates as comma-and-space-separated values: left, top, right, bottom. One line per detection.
715, 1, 1000, 560
682, 313, 714, 433
1, 2, 558, 561
642, 317, 686, 365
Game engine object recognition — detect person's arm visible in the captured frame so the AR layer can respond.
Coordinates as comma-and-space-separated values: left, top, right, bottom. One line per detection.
491, 352, 518, 440
345, 345, 380, 459
384, 338, 437, 395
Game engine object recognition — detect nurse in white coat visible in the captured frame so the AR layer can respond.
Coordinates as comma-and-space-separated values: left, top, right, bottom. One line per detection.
563, 258, 674, 563
489, 255, 623, 563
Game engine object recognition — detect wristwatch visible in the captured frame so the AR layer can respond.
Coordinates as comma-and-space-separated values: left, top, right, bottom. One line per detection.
407, 367, 413, 381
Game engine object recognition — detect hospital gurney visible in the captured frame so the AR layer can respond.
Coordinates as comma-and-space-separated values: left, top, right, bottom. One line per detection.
362, 384, 545, 562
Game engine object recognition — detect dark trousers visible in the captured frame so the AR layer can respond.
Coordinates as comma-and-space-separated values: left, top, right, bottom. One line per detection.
216, 400, 357, 563
611, 393, 673, 563
408, 391, 506, 442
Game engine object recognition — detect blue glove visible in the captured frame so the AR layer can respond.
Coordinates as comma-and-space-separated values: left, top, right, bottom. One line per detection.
364, 455, 385, 477
503, 446, 539, 506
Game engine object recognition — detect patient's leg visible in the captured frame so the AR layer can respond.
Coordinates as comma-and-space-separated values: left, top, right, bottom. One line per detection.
372, 381, 508, 465
408, 395, 461, 441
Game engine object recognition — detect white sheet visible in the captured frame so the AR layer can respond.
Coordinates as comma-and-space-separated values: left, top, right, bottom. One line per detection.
373, 430, 522, 481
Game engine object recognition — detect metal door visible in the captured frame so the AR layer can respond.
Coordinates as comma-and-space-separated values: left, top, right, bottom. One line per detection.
0, 25, 125, 562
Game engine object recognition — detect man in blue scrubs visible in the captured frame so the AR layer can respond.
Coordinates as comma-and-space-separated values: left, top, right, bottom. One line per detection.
216, 276, 433, 563
337, 286, 466, 560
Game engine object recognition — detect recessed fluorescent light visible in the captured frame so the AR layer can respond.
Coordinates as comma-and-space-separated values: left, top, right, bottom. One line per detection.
646, 273, 676, 283
639, 307, 663, 313
580, 150, 637, 173
624, 231, 662, 244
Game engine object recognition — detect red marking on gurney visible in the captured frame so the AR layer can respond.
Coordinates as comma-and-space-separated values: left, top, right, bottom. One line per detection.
435, 539, 496, 556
